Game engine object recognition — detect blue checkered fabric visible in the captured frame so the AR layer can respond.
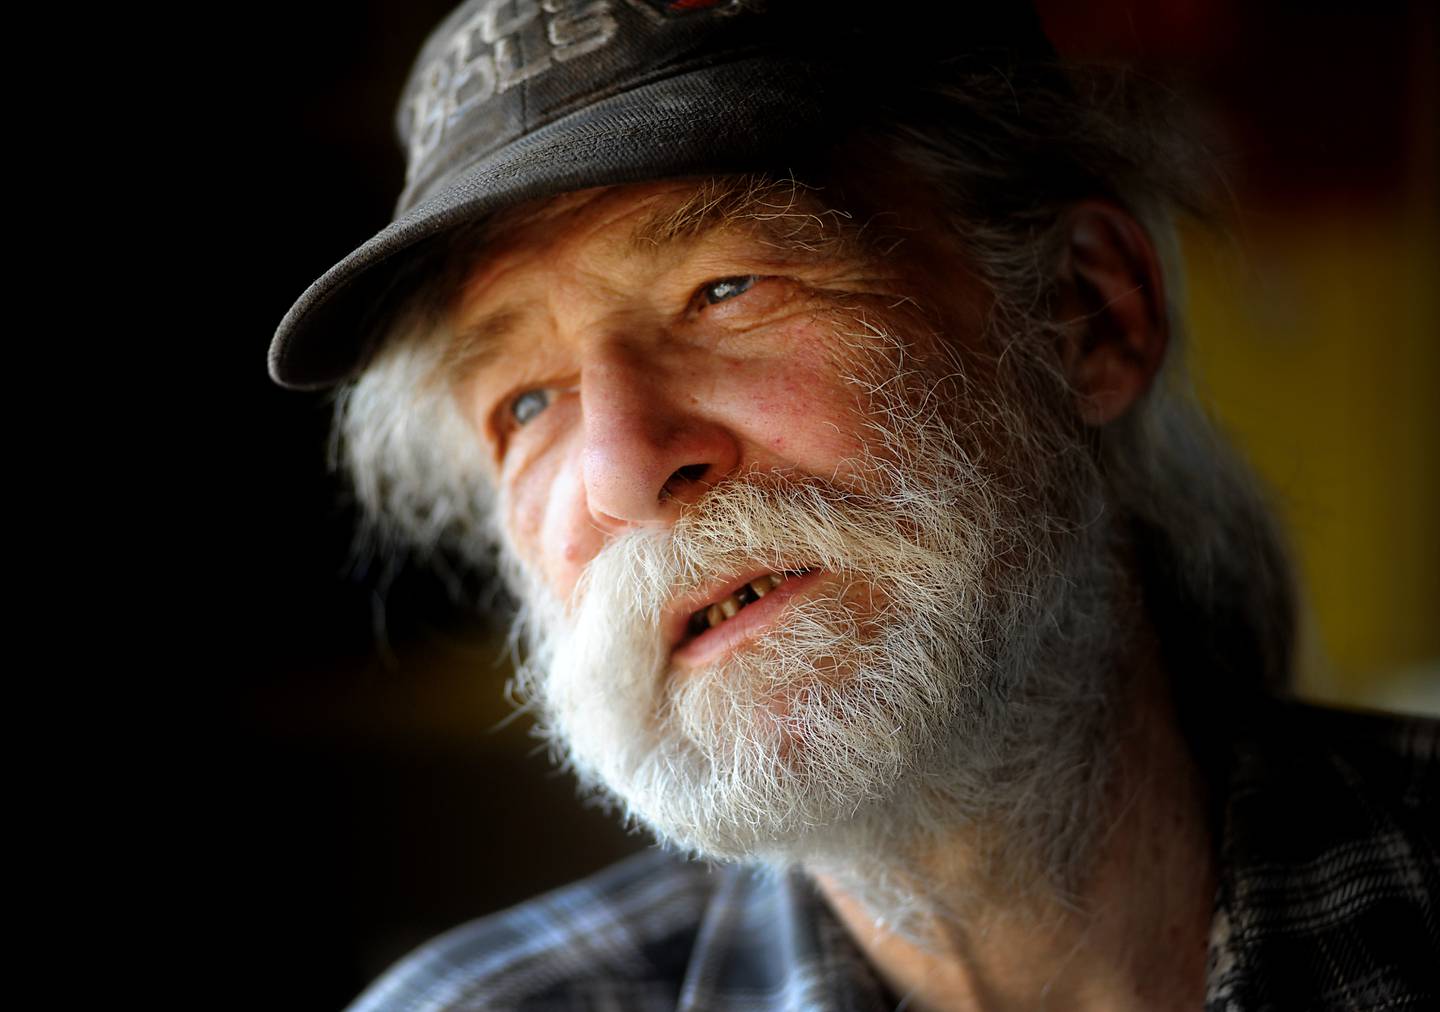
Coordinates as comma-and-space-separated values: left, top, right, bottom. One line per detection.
349, 702, 1438, 1011
347, 853, 891, 1011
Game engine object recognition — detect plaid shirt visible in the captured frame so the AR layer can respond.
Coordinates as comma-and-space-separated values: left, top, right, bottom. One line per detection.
348, 702, 1438, 1011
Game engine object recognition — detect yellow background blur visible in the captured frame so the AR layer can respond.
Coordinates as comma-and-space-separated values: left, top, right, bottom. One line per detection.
1186, 213, 1438, 714
1036, 1, 1439, 715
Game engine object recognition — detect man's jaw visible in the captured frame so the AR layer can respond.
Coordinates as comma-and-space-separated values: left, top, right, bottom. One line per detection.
666, 566, 822, 670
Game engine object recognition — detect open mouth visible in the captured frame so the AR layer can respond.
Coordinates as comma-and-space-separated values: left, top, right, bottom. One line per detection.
669, 568, 818, 666
684, 568, 813, 639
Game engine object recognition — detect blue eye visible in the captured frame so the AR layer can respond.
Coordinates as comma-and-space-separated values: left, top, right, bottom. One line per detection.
510, 388, 553, 425
701, 275, 757, 305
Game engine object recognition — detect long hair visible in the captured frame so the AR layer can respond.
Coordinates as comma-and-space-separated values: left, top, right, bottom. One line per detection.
855, 59, 1296, 746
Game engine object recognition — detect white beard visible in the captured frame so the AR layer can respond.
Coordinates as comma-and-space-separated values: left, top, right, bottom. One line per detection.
505, 325, 1126, 913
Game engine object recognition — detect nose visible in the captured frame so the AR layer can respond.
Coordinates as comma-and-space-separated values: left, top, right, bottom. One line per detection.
579, 346, 741, 527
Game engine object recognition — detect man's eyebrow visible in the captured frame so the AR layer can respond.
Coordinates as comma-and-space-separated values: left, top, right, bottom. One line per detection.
441, 306, 520, 382
628, 176, 862, 259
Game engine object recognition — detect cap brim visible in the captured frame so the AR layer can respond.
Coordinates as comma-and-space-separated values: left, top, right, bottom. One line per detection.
269, 57, 836, 389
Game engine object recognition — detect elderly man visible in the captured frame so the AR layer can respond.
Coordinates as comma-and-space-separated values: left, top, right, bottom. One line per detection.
271, 2, 1437, 1009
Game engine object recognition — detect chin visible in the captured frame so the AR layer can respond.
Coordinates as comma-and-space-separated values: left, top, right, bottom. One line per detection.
533, 570, 958, 862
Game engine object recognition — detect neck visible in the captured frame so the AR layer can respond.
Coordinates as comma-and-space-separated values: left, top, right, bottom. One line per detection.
811, 638, 1216, 1012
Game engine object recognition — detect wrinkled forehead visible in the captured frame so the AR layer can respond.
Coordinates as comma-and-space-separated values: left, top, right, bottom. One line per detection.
454, 174, 878, 280
356, 174, 884, 387
377, 161, 989, 402
422, 174, 889, 377
436, 166, 970, 331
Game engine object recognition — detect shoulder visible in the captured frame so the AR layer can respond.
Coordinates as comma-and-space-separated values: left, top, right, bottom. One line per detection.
346, 849, 721, 1012
1279, 698, 1438, 764
1226, 699, 1436, 838
1210, 700, 1440, 1011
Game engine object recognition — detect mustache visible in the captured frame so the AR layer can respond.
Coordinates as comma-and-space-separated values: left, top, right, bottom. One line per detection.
564, 458, 995, 624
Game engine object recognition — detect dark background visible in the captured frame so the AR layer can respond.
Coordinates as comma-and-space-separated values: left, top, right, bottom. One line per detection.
142, 3, 1435, 1009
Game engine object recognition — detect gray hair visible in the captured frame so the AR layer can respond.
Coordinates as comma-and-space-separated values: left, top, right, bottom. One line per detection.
857, 60, 1296, 714
334, 59, 1296, 716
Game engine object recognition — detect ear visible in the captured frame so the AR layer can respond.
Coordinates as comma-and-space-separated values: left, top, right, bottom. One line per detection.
1053, 201, 1170, 426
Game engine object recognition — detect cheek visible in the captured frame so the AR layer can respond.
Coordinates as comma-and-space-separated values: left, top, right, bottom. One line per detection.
500, 450, 560, 585
720, 322, 870, 464
501, 436, 601, 602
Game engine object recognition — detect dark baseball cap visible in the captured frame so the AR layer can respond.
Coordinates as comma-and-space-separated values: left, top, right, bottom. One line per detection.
269, 0, 1053, 389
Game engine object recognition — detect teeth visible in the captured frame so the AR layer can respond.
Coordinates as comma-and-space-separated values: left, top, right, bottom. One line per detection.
692, 571, 798, 634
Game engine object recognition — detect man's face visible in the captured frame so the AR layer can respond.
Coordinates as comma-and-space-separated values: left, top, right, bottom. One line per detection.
452, 179, 987, 602
447, 177, 1118, 868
